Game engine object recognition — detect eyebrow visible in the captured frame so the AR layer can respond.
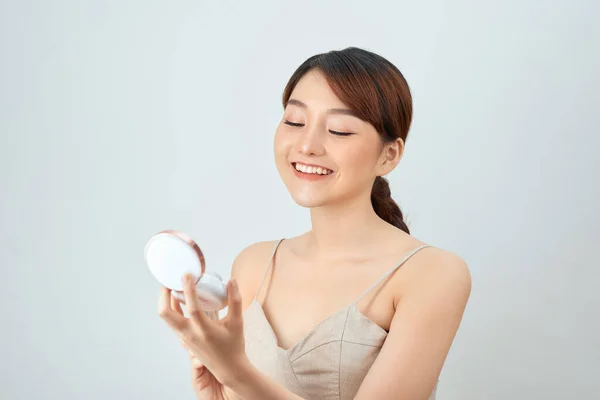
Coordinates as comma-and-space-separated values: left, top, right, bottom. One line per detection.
286, 98, 358, 118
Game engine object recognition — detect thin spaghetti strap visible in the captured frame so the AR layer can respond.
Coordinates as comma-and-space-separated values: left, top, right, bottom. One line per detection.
352, 244, 432, 305
253, 238, 285, 300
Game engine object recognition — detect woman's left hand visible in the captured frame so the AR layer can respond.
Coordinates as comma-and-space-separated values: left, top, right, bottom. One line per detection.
158, 274, 249, 387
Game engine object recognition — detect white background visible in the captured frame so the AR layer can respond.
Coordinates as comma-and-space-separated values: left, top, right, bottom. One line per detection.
1, 1, 598, 399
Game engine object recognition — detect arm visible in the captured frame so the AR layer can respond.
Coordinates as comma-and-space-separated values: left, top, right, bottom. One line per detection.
353, 249, 472, 400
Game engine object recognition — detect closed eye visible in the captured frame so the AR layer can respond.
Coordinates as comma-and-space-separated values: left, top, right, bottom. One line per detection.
329, 130, 353, 136
284, 120, 303, 127
283, 120, 354, 136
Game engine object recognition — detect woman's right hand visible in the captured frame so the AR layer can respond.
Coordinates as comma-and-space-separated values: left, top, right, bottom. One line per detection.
172, 296, 241, 400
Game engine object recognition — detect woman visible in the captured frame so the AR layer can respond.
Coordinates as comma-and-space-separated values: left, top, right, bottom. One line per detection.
158, 47, 472, 400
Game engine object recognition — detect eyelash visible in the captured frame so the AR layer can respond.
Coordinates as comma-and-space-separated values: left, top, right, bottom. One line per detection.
283, 120, 353, 136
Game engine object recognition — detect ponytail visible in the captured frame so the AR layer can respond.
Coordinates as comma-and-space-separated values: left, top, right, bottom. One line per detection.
371, 176, 409, 234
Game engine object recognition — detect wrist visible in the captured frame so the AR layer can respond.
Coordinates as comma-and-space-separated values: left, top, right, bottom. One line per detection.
224, 355, 255, 390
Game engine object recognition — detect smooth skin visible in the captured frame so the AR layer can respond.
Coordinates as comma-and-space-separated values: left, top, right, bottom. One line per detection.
160, 69, 471, 400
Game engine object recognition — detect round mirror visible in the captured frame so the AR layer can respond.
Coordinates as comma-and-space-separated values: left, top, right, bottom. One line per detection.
144, 230, 205, 292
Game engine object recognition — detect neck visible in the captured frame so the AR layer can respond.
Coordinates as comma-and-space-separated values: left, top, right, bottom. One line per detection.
306, 190, 387, 258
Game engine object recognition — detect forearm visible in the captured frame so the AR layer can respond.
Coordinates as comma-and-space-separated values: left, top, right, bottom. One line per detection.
226, 358, 305, 400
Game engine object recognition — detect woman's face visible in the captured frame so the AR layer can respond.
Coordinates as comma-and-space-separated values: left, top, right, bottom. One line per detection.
274, 70, 389, 209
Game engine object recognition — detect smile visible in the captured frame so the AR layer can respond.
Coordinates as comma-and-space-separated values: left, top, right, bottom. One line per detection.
292, 162, 333, 175
291, 162, 334, 181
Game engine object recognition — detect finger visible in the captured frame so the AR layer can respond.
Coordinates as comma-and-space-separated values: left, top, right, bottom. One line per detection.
171, 292, 184, 316
182, 274, 210, 328
187, 349, 204, 368
158, 287, 188, 331
226, 279, 243, 327
190, 356, 204, 369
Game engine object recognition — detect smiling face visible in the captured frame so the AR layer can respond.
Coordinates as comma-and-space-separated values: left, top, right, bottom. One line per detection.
274, 70, 396, 209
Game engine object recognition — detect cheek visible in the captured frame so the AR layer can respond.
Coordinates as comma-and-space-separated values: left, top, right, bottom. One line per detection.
273, 127, 290, 162
338, 141, 379, 171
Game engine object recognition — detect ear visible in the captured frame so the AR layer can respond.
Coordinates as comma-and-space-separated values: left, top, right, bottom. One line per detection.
376, 138, 404, 176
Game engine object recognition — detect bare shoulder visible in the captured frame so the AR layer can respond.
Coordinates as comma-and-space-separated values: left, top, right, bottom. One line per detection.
408, 246, 470, 281
229, 239, 282, 308
400, 245, 472, 306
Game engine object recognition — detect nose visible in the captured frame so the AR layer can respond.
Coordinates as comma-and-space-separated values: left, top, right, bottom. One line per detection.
294, 124, 325, 156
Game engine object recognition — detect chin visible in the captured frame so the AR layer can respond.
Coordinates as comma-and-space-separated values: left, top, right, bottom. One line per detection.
288, 191, 330, 208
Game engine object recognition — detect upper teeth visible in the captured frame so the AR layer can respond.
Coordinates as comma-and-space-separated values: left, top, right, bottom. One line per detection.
294, 163, 332, 175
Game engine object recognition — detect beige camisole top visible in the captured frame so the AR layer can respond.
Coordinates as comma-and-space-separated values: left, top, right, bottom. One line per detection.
242, 239, 438, 400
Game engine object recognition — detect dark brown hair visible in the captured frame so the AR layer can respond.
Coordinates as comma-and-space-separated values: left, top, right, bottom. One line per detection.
281, 47, 412, 234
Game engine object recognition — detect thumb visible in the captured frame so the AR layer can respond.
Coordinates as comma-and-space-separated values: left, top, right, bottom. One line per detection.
190, 355, 205, 369
226, 279, 243, 324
